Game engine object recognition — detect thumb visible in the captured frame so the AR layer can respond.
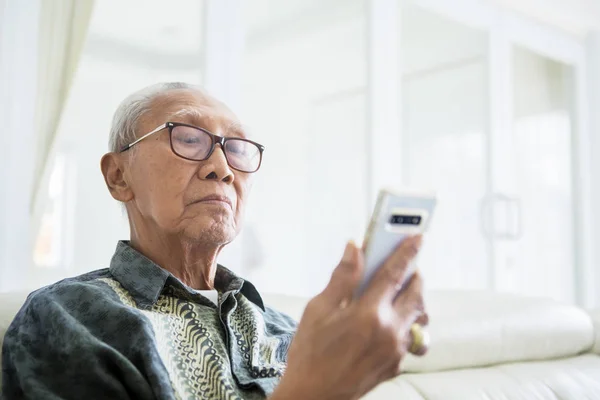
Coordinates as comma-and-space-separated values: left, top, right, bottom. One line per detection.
321, 241, 363, 305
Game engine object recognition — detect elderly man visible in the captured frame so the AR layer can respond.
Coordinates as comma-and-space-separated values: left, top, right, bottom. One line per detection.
2, 83, 428, 399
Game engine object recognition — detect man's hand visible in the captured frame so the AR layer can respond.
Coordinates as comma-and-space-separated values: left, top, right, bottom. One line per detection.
271, 236, 428, 400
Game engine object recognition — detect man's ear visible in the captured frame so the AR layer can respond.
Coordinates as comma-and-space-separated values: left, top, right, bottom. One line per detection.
100, 153, 134, 203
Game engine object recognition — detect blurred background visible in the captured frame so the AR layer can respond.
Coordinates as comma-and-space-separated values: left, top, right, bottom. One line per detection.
1, 0, 600, 307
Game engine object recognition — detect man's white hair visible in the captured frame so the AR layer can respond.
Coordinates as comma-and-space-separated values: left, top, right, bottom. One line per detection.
108, 82, 203, 152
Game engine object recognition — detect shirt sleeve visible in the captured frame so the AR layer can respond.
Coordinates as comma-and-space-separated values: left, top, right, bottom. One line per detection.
264, 307, 298, 332
1, 288, 156, 400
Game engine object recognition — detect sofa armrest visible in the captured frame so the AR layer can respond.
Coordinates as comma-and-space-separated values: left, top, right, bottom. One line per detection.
588, 309, 600, 354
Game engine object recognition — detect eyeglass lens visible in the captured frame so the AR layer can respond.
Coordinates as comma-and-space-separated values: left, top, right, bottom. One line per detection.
170, 125, 261, 172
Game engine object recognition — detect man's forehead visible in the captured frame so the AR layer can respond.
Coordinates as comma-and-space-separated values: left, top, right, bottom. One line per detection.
147, 89, 239, 125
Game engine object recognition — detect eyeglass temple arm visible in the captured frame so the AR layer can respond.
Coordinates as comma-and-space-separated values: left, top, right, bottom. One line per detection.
119, 123, 168, 152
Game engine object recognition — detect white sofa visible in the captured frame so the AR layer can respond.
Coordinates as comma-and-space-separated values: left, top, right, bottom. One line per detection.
2, 289, 600, 399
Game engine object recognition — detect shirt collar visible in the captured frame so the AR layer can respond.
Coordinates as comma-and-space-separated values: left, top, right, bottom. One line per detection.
109, 241, 265, 311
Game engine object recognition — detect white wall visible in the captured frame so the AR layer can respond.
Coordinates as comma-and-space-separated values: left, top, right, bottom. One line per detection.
238, 0, 368, 296
399, 4, 491, 291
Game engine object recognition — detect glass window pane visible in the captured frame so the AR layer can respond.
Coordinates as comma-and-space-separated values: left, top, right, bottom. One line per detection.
33, 155, 66, 268
511, 45, 575, 303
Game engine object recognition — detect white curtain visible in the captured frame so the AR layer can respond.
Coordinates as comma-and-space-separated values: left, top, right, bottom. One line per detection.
0, 0, 41, 290
31, 0, 94, 209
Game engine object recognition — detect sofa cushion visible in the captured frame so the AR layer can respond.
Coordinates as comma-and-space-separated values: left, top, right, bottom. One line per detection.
396, 354, 600, 400
364, 379, 425, 400
261, 292, 309, 321
0, 291, 29, 347
402, 290, 595, 372
0, 291, 30, 389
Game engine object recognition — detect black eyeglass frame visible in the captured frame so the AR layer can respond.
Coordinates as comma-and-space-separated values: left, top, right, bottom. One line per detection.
119, 121, 265, 173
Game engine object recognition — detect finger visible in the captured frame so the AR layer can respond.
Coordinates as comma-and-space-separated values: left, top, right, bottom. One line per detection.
321, 241, 363, 306
415, 311, 429, 327
394, 274, 430, 357
361, 235, 422, 305
393, 273, 425, 330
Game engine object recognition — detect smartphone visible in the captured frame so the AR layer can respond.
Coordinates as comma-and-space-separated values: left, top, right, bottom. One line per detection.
355, 189, 437, 297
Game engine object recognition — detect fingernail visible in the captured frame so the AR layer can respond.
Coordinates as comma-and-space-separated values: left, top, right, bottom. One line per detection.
342, 241, 355, 262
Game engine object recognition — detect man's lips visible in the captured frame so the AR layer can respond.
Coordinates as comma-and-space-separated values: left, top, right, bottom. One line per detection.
192, 194, 233, 210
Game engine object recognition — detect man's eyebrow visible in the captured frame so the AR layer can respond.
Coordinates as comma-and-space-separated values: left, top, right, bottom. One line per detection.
225, 121, 249, 137
168, 108, 204, 120
167, 108, 248, 137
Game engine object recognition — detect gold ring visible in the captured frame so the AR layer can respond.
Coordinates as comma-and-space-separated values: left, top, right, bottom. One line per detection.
409, 323, 430, 354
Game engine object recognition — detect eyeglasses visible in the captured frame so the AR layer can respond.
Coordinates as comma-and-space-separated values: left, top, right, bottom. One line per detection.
119, 122, 265, 173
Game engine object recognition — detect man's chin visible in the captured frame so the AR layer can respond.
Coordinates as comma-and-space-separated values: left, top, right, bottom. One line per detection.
186, 224, 237, 246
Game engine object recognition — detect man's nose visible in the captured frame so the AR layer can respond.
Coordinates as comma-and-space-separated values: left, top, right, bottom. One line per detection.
199, 145, 234, 183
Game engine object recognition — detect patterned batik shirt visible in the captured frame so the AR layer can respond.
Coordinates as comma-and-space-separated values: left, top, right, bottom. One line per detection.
1, 241, 297, 400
